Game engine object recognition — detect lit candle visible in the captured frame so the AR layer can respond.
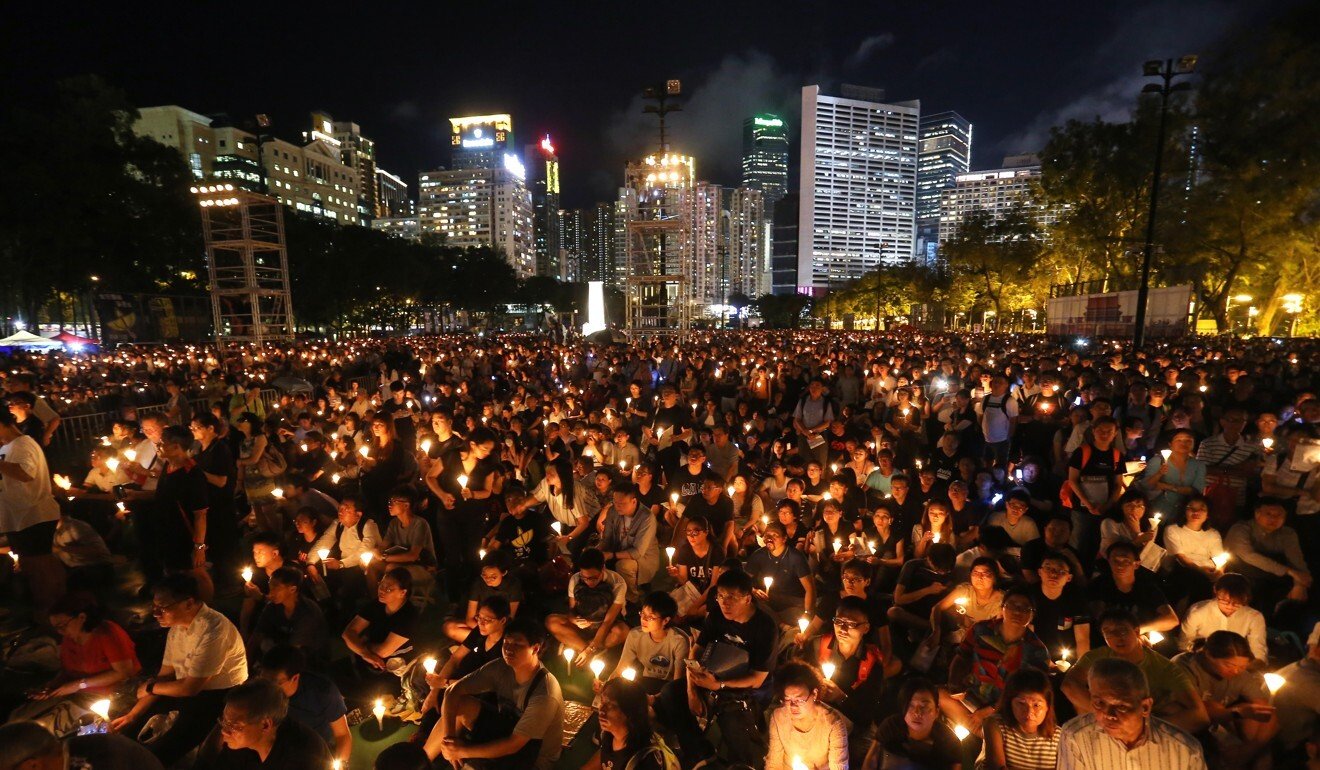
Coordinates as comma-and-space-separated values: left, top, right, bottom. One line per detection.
954, 724, 971, 741
551, 521, 563, 535
821, 661, 836, 680
300, 443, 309, 453
1262, 437, 1275, 450
360, 551, 374, 568
53, 474, 72, 490
868, 540, 877, 554
373, 698, 386, 729
272, 487, 284, 499
727, 485, 736, 498
242, 567, 254, 583
124, 449, 137, 463
791, 757, 808, 770
423, 657, 437, 674
1145, 630, 1165, 645
458, 474, 469, 489
589, 658, 606, 679
1160, 448, 1172, 461
106, 457, 120, 472
317, 548, 330, 562
619, 460, 628, 471
832, 537, 842, 552
763, 576, 774, 591
90, 698, 111, 721
830, 463, 839, 474
359, 445, 370, 458
798, 616, 810, 634
334, 760, 343, 770
331, 473, 341, 485
421, 439, 432, 454
670, 492, 679, 506
1212, 552, 1230, 570
665, 546, 676, 564
563, 647, 576, 666
621, 667, 637, 681
932, 532, 941, 543
1264, 672, 1286, 696
478, 548, 487, 560
761, 515, 769, 526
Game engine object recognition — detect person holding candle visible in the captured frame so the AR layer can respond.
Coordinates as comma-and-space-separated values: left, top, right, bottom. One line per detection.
544, 548, 630, 661
1096, 491, 1165, 574
763, 661, 849, 770
415, 596, 512, 737
585, 677, 680, 770
809, 498, 855, 589
669, 515, 718, 622
889, 542, 957, 639
239, 532, 287, 636
194, 677, 331, 770
811, 594, 897, 759
1057, 657, 1205, 770
604, 591, 689, 696
444, 550, 523, 643
981, 668, 1060, 770
939, 588, 1051, 737
1087, 541, 1180, 643
912, 500, 956, 560
1273, 621, 1320, 754
1140, 429, 1206, 520
654, 569, 777, 770
257, 646, 352, 764
249, 566, 327, 662
359, 416, 413, 527
373, 486, 437, 594
1172, 631, 1278, 766
1162, 494, 1225, 605
234, 412, 283, 535
308, 497, 379, 612
189, 412, 240, 580
861, 506, 907, 592
929, 557, 1006, 650
873, 676, 963, 770
1178, 573, 1268, 662
518, 454, 591, 558
1061, 608, 1210, 737
671, 472, 738, 557
747, 521, 815, 626
730, 472, 766, 551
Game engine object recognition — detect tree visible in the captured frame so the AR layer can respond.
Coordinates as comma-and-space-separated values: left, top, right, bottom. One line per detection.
753, 293, 811, 328
941, 207, 1050, 327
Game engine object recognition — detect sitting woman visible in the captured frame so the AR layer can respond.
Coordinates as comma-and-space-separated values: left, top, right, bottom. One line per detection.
341, 566, 418, 675
415, 595, 511, 737
981, 668, 1060, 770
585, 678, 681, 770
442, 550, 523, 643
764, 662, 849, 770
873, 677, 962, 770
10, 593, 140, 723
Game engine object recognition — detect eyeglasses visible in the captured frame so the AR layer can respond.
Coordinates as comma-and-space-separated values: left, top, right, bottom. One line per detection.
475, 614, 503, 625
151, 598, 186, 615
782, 694, 814, 707
840, 574, 867, 585
833, 617, 865, 630
217, 717, 251, 733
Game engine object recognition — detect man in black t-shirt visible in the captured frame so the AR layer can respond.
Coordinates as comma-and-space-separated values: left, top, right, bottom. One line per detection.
155, 425, 212, 597
666, 445, 707, 501
1027, 551, 1091, 658
1019, 515, 1087, 586
672, 472, 736, 557
655, 569, 776, 769
644, 386, 692, 481
1087, 541, 1179, 648
196, 678, 331, 770
889, 544, 956, 634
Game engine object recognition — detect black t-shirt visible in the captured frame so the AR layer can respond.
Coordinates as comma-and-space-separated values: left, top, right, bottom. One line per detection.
877, 494, 925, 535
494, 510, 549, 563
601, 742, 667, 770
254, 598, 328, 656
674, 541, 717, 592
696, 607, 778, 687
1088, 569, 1170, 645
669, 466, 705, 499
1019, 538, 1082, 573
651, 405, 690, 436
194, 440, 236, 511
818, 638, 887, 730
456, 628, 505, 678
201, 718, 331, 770
356, 600, 419, 650
154, 461, 210, 558
896, 559, 953, 614
682, 495, 734, 537
875, 715, 962, 770
286, 670, 347, 746
1028, 583, 1089, 652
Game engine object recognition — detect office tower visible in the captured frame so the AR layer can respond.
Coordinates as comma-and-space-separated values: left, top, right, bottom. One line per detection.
590, 202, 616, 285
374, 168, 414, 219
450, 114, 511, 170
917, 111, 972, 264
308, 111, 377, 220
560, 208, 586, 282
134, 105, 362, 225
741, 114, 789, 210
527, 136, 563, 277
771, 193, 800, 295
937, 155, 1057, 242
797, 85, 919, 293
728, 187, 767, 299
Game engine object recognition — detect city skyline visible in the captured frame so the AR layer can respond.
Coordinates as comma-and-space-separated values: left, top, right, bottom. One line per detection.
5, 0, 1296, 209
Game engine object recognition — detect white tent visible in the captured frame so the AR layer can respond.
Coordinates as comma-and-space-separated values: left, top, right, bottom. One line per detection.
0, 331, 64, 350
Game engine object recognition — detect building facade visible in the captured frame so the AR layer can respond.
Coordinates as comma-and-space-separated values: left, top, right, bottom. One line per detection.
527, 137, 563, 278
797, 86, 920, 294
937, 155, 1055, 242
372, 216, 421, 241
771, 193, 801, 295
375, 168, 414, 219
308, 111, 377, 221
741, 114, 789, 211
728, 187, 768, 299
917, 111, 972, 264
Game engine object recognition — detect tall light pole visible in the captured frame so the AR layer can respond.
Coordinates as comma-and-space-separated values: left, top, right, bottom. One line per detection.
1132, 55, 1196, 349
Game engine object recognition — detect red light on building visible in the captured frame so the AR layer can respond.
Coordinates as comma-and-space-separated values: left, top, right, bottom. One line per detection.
540, 135, 555, 156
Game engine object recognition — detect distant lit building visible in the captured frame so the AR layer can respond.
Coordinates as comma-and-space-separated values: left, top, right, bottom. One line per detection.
418, 155, 535, 277
798, 85, 919, 293
771, 193, 800, 295
134, 105, 362, 225
372, 216, 420, 241
527, 137, 563, 278
450, 114, 511, 170
938, 155, 1056, 242
741, 114, 789, 211
375, 168, 414, 219
560, 208, 586, 282
917, 111, 972, 264
728, 187, 768, 298
307, 111, 377, 221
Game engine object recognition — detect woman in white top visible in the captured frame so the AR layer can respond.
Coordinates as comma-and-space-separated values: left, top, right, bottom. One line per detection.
1097, 491, 1164, 572
765, 661, 849, 770
982, 668, 1060, 770
1162, 494, 1225, 604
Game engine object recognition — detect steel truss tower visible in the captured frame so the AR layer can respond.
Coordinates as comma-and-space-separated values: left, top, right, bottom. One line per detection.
194, 184, 295, 344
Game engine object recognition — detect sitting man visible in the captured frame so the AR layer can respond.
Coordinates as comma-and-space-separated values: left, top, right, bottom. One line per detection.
309, 496, 380, 613
1172, 631, 1278, 767
1087, 541, 1180, 647
654, 568, 778, 769
240, 531, 288, 635
544, 548, 630, 660
258, 645, 352, 765
888, 542, 957, 638
250, 565, 328, 661
422, 616, 565, 770
606, 590, 690, 696
196, 677, 331, 770
1225, 498, 1311, 618
597, 480, 660, 604
1179, 572, 1268, 664
1062, 608, 1210, 737
109, 574, 248, 766
939, 587, 1051, 736
1058, 657, 1206, 769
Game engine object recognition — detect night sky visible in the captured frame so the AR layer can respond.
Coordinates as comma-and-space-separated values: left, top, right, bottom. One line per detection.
6, 0, 1298, 209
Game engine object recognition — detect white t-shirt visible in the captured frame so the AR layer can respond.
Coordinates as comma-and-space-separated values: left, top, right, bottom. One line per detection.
162, 604, 248, 689
0, 434, 61, 533
1180, 599, 1268, 661
978, 393, 1020, 443
1163, 525, 1224, 571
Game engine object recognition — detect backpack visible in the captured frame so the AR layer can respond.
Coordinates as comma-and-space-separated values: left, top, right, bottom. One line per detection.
625, 738, 682, 770
1059, 443, 1120, 508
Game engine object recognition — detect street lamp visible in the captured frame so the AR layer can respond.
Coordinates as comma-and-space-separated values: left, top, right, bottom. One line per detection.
1132, 55, 1196, 349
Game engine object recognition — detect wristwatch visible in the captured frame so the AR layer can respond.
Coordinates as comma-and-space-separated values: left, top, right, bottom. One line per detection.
78, 679, 87, 690
194, 542, 207, 551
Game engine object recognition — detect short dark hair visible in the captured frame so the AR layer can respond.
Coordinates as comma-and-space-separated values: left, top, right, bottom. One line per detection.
835, 595, 870, 622
504, 616, 545, 648
1203, 630, 1254, 660
1213, 572, 1252, 603
897, 677, 940, 714
774, 661, 822, 698
260, 645, 308, 678
268, 565, 303, 591
578, 548, 606, 571
927, 542, 956, 571
160, 425, 192, 448
154, 573, 201, 604
477, 595, 512, 619
250, 531, 282, 551
715, 568, 755, 595
641, 590, 678, 622
1097, 607, 1139, 631
225, 678, 288, 723
381, 566, 412, 594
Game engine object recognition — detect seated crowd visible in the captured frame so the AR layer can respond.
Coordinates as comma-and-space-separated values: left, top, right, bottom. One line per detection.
0, 332, 1317, 770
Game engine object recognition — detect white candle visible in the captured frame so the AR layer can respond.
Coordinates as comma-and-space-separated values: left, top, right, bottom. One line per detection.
551, 521, 563, 535
665, 546, 676, 564
478, 548, 487, 560
331, 473, 341, 484
317, 548, 330, 562
798, 617, 810, 633
563, 647, 576, 666
763, 576, 774, 591
932, 532, 941, 543
821, 661, 836, 680
621, 666, 637, 681
1262, 437, 1275, 450
1145, 630, 1165, 645
373, 697, 386, 728
423, 657, 437, 674
242, 567, 254, 583
360, 551, 374, 568
1160, 448, 1172, 461
458, 474, 469, 489
1264, 672, 1286, 695
421, 439, 432, 454
727, 485, 736, 497
954, 724, 971, 741
106, 458, 120, 472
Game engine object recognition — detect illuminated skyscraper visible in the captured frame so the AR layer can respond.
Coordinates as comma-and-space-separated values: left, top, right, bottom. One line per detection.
917, 111, 972, 264
526, 136, 562, 277
798, 85, 920, 293
450, 114, 512, 170
741, 114, 789, 210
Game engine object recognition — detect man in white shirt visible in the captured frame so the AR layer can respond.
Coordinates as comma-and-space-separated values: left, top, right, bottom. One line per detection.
0, 410, 65, 625
110, 574, 248, 765
1179, 573, 1268, 662
309, 496, 380, 609
1058, 657, 1206, 770
977, 375, 1020, 468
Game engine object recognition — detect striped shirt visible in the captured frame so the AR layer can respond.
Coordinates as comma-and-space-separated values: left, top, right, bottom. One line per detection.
1058, 713, 1205, 770
984, 717, 1059, 770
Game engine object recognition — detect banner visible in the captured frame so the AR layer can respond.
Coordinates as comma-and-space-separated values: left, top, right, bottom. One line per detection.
1047, 285, 1193, 339
94, 293, 212, 344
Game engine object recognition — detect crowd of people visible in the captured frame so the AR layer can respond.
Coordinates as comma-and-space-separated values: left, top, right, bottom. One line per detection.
0, 330, 1318, 770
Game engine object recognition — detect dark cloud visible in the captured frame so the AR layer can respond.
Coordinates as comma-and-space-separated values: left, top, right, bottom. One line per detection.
388, 101, 420, 121
846, 33, 896, 69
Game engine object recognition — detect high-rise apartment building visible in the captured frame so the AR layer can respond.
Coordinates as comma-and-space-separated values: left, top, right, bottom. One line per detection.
308, 111, 377, 221
416, 114, 535, 277
728, 187, 768, 299
917, 111, 972, 264
527, 137, 563, 278
375, 168, 413, 219
741, 114, 789, 211
134, 105, 362, 225
937, 155, 1056, 242
771, 193, 801, 295
797, 85, 920, 293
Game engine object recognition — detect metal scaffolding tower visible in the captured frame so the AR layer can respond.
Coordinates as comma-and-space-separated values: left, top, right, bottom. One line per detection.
194, 184, 295, 344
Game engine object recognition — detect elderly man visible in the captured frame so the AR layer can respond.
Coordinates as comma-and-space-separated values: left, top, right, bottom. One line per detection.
196, 677, 330, 770
1059, 657, 1206, 769
109, 574, 248, 766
